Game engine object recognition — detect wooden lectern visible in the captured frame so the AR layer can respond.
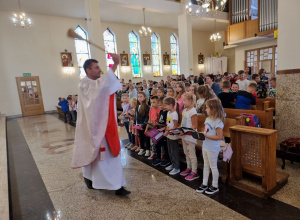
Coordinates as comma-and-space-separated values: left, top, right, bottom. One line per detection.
229, 125, 289, 198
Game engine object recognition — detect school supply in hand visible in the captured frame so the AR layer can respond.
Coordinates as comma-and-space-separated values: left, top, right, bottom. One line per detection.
168, 127, 205, 140
133, 124, 143, 130
146, 128, 164, 144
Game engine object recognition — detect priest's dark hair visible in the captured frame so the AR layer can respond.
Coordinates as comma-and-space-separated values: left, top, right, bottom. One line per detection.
83, 59, 98, 74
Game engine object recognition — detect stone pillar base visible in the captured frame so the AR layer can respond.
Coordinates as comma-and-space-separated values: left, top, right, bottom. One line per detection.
276, 69, 300, 147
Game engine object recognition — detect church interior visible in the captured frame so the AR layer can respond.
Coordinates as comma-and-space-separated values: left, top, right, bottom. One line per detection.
0, 0, 300, 219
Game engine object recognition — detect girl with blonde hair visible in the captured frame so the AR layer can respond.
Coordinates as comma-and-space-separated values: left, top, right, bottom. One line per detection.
196, 99, 224, 195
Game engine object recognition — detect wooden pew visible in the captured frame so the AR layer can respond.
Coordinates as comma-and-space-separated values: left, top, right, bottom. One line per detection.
192, 115, 244, 183
257, 98, 276, 109
117, 100, 122, 110
56, 106, 71, 121
229, 125, 289, 198
56, 106, 63, 117
224, 108, 274, 129
255, 101, 270, 111
197, 115, 245, 138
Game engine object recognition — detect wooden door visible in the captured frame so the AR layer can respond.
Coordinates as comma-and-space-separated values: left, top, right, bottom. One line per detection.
16, 76, 45, 116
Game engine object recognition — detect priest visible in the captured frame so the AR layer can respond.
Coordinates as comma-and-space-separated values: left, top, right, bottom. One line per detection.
71, 54, 130, 196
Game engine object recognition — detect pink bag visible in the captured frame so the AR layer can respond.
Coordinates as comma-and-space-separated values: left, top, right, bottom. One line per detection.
147, 128, 164, 144
221, 143, 233, 163
133, 124, 143, 130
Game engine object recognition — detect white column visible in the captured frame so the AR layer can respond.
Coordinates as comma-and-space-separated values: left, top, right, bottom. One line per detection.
276, 0, 300, 145
84, 0, 106, 70
178, 6, 193, 76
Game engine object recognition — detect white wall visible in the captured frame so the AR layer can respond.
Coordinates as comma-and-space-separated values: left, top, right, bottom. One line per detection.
277, 0, 300, 70
192, 31, 215, 75
0, 11, 216, 116
234, 39, 277, 72
0, 11, 86, 116
214, 31, 235, 73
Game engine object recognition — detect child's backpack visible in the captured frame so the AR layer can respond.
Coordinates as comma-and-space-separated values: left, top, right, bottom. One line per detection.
240, 113, 261, 127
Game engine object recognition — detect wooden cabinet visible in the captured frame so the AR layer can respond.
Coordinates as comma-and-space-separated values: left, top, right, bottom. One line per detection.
229, 125, 289, 198
226, 19, 259, 44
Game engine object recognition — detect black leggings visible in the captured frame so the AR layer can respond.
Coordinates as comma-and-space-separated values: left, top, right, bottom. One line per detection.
156, 137, 169, 160
138, 130, 150, 150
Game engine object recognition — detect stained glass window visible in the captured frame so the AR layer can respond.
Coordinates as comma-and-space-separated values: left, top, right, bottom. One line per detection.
170, 34, 180, 75
103, 28, 119, 77
129, 31, 142, 78
74, 26, 90, 79
151, 33, 162, 76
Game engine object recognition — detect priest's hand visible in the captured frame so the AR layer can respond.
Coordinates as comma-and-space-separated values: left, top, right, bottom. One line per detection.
110, 53, 120, 72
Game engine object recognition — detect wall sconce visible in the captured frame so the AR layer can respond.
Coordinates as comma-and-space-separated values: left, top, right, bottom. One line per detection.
63, 67, 75, 74
121, 66, 131, 73
143, 65, 152, 74
198, 64, 205, 70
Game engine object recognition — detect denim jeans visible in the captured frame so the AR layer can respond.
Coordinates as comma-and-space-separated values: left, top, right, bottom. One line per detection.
124, 121, 133, 143
70, 110, 76, 122
63, 111, 72, 124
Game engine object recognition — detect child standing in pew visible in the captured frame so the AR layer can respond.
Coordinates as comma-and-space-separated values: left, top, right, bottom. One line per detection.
127, 98, 138, 151
145, 96, 161, 159
135, 92, 151, 156
179, 93, 199, 181
152, 97, 170, 166
120, 93, 133, 149
196, 99, 224, 195
163, 97, 181, 175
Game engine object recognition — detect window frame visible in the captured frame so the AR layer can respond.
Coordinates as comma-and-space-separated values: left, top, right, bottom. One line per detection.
170, 33, 180, 76
245, 45, 277, 74
74, 25, 91, 79
151, 32, 162, 77
128, 30, 142, 78
103, 28, 119, 77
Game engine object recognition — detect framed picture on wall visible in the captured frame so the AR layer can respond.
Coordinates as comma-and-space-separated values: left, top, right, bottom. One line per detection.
198, 53, 204, 64
120, 53, 129, 66
163, 54, 170, 65
143, 54, 151, 66
61, 52, 73, 67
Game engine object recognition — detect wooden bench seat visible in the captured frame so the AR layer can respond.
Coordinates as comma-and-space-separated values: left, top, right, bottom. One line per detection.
256, 98, 276, 110
224, 108, 274, 129
55, 105, 71, 121
255, 100, 270, 111
56, 105, 63, 116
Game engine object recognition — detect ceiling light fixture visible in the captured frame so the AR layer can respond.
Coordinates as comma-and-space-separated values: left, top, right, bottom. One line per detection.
186, 0, 227, 17
12, 0, 32, 28
139, 8, 152, 37
210, 19, 222, 42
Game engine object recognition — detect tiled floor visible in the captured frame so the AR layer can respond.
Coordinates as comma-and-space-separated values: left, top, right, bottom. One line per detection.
6, 114, 300, 219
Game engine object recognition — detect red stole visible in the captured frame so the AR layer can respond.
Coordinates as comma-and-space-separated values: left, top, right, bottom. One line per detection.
105, 94, 120, 157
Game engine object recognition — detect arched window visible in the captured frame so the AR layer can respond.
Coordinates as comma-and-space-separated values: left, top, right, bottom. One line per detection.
128, 31, 142, 78
103, 28, 119, 77
170, 33, 180, 75
74, 25, 90, 79
151, 33, 162, 76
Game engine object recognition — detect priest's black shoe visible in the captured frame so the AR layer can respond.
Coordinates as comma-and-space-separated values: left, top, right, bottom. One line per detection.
115, 187, 131, 196
84, 178, 94, 189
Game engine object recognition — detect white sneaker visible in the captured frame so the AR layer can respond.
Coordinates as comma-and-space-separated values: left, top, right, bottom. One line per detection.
138, 149, 145, 155
127, 143, 133, 150
166, 164, 174, 171
145, 150, 150, 157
